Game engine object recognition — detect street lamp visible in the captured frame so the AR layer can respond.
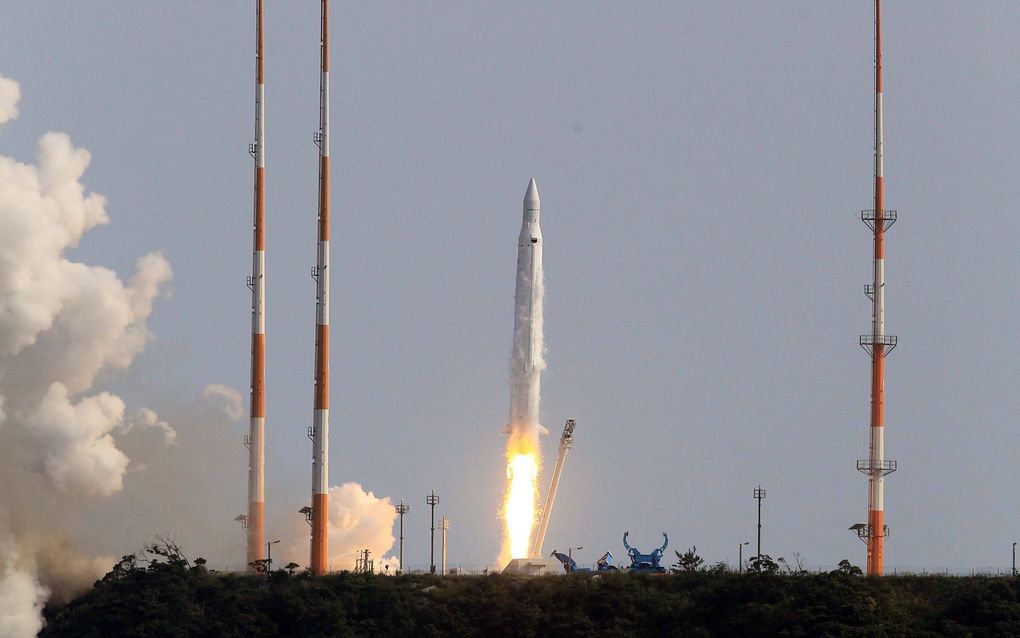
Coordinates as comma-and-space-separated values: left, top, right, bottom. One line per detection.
266, 539, 280, 574
738, 541, 749, 575
568, 546, 583, 562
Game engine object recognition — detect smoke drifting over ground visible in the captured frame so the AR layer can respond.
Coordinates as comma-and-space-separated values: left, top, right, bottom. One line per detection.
280, 482, 398, 572
0, 76, 173, 634
0, 529, 48, 638
0, 73, 402, 636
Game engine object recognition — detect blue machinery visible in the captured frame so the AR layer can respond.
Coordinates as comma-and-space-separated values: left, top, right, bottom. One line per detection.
623, 532, 668, 573
550, 532, 668, 574
550, 550, 617, 574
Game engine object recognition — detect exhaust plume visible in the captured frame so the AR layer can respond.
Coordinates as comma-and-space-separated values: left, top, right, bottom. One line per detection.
0, 530, 47, 638
0, 74, 172, 632
281, 482, 397, 572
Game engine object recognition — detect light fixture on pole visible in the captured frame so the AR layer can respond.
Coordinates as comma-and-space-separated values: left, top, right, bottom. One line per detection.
753, 486, 766, 558
395, 500, 410, 574
426, 490, 439, 574
266, 539, 280, 575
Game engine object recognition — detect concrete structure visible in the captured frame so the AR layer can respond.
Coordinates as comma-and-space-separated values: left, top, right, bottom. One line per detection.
503, 557, 564, 576
309, 0, 331, 575
440, 515, 449, 575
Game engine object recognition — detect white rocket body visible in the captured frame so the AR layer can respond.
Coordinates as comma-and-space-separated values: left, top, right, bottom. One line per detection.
505, 178, 548, 440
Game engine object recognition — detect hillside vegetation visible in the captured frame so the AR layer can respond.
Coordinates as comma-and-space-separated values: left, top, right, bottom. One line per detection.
41, 555, 1020, 637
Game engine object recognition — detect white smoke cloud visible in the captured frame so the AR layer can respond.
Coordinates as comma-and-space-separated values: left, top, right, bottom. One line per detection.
280, 482, 398, 572
0, 75, 19, 124
0, 530, 48, 638
124, 408, 176, 447
199, 384, 244, 421
0, 75, 172, 630
26, 383, 129, 497
0, 125, 171, 497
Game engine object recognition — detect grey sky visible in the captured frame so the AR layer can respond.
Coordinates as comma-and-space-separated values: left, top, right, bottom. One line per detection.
2, 0, 1020, 572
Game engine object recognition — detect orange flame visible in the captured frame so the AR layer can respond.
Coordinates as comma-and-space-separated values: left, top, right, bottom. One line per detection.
500, 434, 540, 563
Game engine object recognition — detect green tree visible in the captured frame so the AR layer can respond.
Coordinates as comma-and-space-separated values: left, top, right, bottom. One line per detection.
746, 554, 780, 574
830, 559, 863, 577
672, 546, 705, 572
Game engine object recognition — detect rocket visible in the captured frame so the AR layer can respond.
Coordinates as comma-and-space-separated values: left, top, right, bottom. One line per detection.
503, 178, 549, 440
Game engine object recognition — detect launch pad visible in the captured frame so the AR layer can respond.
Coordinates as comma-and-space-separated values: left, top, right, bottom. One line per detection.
502, 557, 564, 576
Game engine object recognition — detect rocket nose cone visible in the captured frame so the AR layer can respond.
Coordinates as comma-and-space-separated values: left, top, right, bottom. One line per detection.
524, 178, 540, 206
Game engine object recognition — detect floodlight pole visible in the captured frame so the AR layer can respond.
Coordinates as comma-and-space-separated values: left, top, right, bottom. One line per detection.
426, 490, 439, 574
266, 539, 280, 575
395, 500, 410, 573
753, 486, 766, 559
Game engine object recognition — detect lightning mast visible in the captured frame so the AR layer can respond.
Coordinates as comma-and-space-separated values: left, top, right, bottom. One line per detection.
531, 419, 576, 558
245, 0, 267, 571
309, 0, 331, 575
855, 0, 898, 576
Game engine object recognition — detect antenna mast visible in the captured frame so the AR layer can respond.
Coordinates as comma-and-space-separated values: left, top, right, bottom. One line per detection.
309, 0, 331, 575
245, 0, 267, 572
855, 0, 898, 576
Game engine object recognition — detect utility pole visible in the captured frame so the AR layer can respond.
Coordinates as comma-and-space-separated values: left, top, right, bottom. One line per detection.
440, 515, 449, 575
753, 486, 766, 559
395, 500, 410, 573
1013, 542, 1016, 577
426, 490, 438, 574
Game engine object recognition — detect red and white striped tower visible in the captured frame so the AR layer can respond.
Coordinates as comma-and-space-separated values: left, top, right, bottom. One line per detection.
856, 0, 898, 576
309, 0, 331, 575
246, 0, 267, 571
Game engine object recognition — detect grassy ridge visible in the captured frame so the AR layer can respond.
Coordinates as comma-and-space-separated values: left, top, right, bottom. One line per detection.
41, 565, 1020, 637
